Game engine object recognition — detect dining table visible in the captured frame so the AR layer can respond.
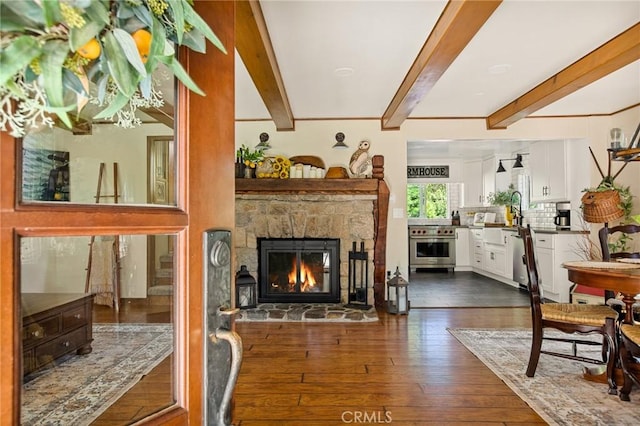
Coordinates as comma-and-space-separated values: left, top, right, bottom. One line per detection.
563, 260, 640, 387
564, 260, 640, 324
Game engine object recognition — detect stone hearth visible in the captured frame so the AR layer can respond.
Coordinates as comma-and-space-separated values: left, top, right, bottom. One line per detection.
235, 303, 379, 322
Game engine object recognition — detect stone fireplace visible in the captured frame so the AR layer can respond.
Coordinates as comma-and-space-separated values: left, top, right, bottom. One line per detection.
234, 156, 390, 307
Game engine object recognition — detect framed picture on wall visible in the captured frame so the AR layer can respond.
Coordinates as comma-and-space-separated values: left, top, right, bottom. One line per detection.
22, 149, 70, 202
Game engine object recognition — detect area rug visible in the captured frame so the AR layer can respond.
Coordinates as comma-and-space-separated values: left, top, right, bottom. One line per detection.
236, 303, 379, 322
449, 328, 640, 425
22, 323, 173, 425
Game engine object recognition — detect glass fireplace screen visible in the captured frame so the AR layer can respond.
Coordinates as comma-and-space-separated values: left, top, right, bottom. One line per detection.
258, 238, 340, 303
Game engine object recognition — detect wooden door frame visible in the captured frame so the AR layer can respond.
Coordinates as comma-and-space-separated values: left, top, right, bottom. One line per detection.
0, 2, 235, 423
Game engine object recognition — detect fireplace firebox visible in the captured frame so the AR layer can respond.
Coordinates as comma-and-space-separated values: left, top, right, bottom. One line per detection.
258, 238, 340, 303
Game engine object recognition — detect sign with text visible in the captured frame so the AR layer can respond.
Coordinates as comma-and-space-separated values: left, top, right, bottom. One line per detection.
407, 165, 449, 178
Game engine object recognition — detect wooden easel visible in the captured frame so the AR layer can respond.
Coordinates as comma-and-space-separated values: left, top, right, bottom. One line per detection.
84, 163, 121, 311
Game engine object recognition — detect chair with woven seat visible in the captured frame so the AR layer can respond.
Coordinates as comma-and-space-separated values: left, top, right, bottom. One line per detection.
599, 223, 640, 319
619, 324, 640, 401
518, 225, 619, 394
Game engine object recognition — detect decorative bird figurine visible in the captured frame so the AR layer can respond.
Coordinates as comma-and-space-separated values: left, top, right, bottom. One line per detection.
349, 139, 373, 178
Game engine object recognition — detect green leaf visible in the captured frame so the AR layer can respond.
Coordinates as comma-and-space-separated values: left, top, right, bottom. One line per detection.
180, 28, 205, 53
1, 0, 45, 26
102, 31, 138, 97
143, 16, 167, 73
167, 0, 185, 44
93, 91, 130, 120
182, 0, 227, 54
40, 39, 69, 107
139, 73, 152, 99
160, 54, 205, 96
0, 3, 36, 31
41, 0, 61, 28
84, 0, 110, 25
112, 28, 147, 77
69, 20, 104, 51
62, 69, 88, 97
0, 36, 41, 85
132, 4, 152, 28
96, 74, 109, 104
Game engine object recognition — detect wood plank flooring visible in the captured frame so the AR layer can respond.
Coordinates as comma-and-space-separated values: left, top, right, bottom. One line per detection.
85, 275, 541, 425
234, 307, 543, 425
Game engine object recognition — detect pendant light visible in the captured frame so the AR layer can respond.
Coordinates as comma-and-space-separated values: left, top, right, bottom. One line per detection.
496, 160, 506, 173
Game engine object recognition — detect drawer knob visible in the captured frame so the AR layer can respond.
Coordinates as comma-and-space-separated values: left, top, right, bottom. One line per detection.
74, 314, 81, 319
61, 341, 70, 347
31, 329, 42, 338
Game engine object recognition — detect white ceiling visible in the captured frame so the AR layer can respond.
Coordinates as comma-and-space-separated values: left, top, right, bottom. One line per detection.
234, 0, 640, 158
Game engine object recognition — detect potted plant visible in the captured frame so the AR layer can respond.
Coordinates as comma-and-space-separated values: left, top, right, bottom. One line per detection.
487, 184, 520, 226
0, 0, 226, 137
236, 144, 265, 178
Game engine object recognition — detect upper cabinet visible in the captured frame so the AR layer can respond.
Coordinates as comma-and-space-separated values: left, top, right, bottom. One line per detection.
461, 159, 483, 207
530, 141, 568, 202
529, 139, 589, 213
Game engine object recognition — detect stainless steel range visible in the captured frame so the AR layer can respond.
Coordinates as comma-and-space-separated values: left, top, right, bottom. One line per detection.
409, 225, 456, 271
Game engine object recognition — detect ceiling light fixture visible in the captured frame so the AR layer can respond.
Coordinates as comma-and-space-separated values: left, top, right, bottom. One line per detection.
496, 153, 527, 173
334, 67, 354, 77
333, 132, 348, 149
255, 132, 271, 150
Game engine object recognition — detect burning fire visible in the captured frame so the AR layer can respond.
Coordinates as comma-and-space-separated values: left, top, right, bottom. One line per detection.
288, 259, 317, 292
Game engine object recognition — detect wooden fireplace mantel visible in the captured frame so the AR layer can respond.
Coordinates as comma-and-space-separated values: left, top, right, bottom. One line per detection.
234, 156, 390, 308
235, 178, 379, 195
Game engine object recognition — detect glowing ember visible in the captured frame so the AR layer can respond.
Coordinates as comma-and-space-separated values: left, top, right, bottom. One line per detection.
288, 259, 317, 292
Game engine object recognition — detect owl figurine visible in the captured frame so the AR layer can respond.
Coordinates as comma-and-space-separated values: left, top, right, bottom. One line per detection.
349, 139, 373, 178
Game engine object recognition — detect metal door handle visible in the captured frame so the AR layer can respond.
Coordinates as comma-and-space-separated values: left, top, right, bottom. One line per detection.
209, 328, 243, 426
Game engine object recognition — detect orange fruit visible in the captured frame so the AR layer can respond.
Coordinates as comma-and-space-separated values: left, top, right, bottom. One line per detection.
77, 38, 101, 60
131, 29, 152, 63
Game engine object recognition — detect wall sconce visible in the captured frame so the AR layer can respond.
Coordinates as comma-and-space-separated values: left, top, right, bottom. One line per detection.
332, 132, 348, 149
496, 154, 526, 173
255, 132, 271, 150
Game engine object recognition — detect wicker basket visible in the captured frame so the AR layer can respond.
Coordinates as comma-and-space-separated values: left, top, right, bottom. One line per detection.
581, 190, 624, 223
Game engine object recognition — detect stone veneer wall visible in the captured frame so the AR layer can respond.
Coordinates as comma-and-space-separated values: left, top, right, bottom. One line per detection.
235, 194, 376, 305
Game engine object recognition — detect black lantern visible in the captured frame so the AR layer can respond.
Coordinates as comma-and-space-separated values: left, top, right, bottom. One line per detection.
235, 265, 257, 309
387, 267, 409, 315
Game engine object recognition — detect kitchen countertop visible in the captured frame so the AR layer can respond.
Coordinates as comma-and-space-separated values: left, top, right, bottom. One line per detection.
461, 225, 589, 235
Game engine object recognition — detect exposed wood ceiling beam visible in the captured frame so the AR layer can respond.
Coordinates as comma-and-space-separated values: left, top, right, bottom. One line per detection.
487, 22, 640, 130
236, 0, 294, 131
139, 103, 175, 128
381, 0, 502, 130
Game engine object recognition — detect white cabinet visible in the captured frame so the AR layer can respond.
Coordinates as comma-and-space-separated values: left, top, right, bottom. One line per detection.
461, 157, 499, 208
470, 228, 484, 269
455, 228, 470, 269
482, 157, 496, 206
462, 159, 483, 207
530, 141, 567, 202
482, 228, 509, 278
533, 231, 585, 303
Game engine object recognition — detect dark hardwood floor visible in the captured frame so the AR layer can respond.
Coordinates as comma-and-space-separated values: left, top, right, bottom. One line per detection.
84, 275, 538, 425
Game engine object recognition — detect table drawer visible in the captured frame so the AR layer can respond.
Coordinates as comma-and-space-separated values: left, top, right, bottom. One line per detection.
35, 326, 88, 362
22, 315, 61, 347
62, 305, 88, 331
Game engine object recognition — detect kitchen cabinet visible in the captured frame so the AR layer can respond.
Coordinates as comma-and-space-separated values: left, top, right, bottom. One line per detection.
470, 228, 484, 269
461, 157, 499, 208
461, 159, 483, 207
455, 228, 471, 269
530, 141, 567, 202
534, 232, 585, 303
482, 228, 508, 277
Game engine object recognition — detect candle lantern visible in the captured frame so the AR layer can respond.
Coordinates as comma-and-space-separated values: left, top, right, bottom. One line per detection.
235, 265, 257, 309
387, 267, 410, 315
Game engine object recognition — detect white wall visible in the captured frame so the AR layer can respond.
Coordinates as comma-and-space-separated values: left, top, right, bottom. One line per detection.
237, 107, 640, 279
21, 123, 173, 297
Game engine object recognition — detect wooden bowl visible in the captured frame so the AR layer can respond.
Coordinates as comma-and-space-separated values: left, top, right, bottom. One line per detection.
325, 166, 349, 179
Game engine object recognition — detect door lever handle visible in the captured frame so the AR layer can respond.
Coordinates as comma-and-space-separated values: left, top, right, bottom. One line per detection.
209, 328, 243, 426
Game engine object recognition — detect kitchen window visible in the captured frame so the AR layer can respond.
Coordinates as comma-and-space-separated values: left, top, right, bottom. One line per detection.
408, 183, 460, 219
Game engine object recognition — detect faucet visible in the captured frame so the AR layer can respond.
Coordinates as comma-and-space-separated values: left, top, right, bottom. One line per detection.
510, 190, 523, 226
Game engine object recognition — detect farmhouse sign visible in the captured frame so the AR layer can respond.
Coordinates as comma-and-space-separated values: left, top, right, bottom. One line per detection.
407, 165, 449, 179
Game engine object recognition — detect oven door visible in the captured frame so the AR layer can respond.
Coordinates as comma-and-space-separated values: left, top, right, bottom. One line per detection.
410, 237, 455, 268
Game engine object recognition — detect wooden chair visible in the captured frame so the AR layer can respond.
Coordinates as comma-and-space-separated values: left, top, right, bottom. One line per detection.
618, 324, 640, 401
599, 223, 640, 319
518, 225, 619, 394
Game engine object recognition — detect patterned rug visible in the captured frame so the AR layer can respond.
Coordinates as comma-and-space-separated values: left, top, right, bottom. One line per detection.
22, 323, 173, 425
449, 328, 640, 426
